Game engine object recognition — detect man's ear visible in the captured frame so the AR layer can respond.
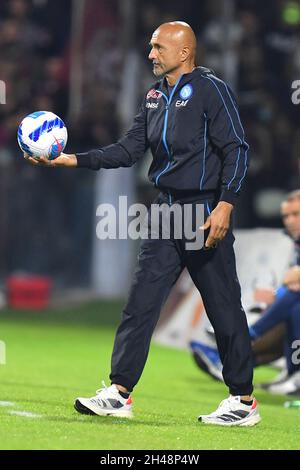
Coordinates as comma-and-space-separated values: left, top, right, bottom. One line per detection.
180, 46, 190, 62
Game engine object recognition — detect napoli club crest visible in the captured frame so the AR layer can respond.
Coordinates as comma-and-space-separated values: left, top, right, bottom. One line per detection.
179, 84, 193, 100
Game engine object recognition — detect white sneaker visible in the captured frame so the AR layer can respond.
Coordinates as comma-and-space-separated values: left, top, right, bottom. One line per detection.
199, 395, 261, 427
267, 371, 300, 395
74, 382, 133, 418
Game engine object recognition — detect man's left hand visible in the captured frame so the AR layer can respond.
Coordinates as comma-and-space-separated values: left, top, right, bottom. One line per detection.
200, 201, 233, 249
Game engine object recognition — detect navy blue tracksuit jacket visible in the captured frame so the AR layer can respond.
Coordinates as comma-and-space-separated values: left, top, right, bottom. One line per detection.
77, 66, 249, 205
76, 66, 254, 396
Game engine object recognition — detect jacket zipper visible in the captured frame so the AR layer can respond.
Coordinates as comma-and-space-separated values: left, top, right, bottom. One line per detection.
154, 76, 182, 204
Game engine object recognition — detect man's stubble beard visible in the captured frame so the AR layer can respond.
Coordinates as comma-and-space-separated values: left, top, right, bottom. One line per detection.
153, 63, 180, 79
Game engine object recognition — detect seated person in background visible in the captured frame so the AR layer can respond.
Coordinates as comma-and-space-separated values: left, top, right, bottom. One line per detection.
193, 190, 300, 396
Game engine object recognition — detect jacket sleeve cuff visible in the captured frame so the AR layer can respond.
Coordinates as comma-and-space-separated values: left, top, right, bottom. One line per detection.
75, 150, 103, 170
219, 189, 239, 205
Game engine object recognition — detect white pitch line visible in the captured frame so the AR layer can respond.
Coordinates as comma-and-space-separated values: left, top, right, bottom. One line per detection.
8, 410, 42, 418
0, 401, 15, 407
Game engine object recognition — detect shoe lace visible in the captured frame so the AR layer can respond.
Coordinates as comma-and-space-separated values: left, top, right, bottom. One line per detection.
95, 380, 109, 396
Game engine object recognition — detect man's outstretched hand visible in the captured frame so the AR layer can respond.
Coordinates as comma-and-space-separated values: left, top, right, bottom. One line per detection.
23, 153, 77, 167
200, 201, 233, 249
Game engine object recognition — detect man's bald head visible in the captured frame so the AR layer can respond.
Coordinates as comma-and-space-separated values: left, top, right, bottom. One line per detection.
153, 22, 197, 57
149, 21, 197, 82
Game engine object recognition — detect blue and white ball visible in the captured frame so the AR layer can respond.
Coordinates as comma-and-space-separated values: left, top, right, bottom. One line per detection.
17, 111, 68, 159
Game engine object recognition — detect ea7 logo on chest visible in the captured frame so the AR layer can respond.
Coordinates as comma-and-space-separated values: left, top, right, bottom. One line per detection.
175, 100, 189, 107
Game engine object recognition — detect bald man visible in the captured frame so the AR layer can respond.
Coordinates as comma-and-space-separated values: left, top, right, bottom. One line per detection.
24, 22, 260, 426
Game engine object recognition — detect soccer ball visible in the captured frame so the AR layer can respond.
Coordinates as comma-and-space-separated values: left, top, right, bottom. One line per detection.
17, 111, 68, 159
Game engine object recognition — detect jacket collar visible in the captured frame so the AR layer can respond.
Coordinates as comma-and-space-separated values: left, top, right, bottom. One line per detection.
155, 66, 215, 96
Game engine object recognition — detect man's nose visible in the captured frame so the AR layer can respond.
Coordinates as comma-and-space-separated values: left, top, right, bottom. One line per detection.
148, 48, 156, 60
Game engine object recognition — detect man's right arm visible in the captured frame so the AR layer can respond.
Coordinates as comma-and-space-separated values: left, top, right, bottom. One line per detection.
24, 98, 148, 169
76, 99, 148, 170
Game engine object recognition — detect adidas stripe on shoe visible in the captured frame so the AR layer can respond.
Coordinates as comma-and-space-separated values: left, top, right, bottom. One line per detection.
74, 382, 133, 418
198, 395, 261, 427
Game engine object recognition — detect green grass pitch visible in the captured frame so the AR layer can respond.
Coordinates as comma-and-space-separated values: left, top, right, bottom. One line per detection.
0, 301, 299, 450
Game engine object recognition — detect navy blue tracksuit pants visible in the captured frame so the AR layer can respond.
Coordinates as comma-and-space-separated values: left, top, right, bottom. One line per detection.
109, 193, 253, 396
250, 288, 300, 374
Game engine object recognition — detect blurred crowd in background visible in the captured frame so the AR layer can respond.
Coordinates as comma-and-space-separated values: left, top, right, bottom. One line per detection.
1, 0, 300, 288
